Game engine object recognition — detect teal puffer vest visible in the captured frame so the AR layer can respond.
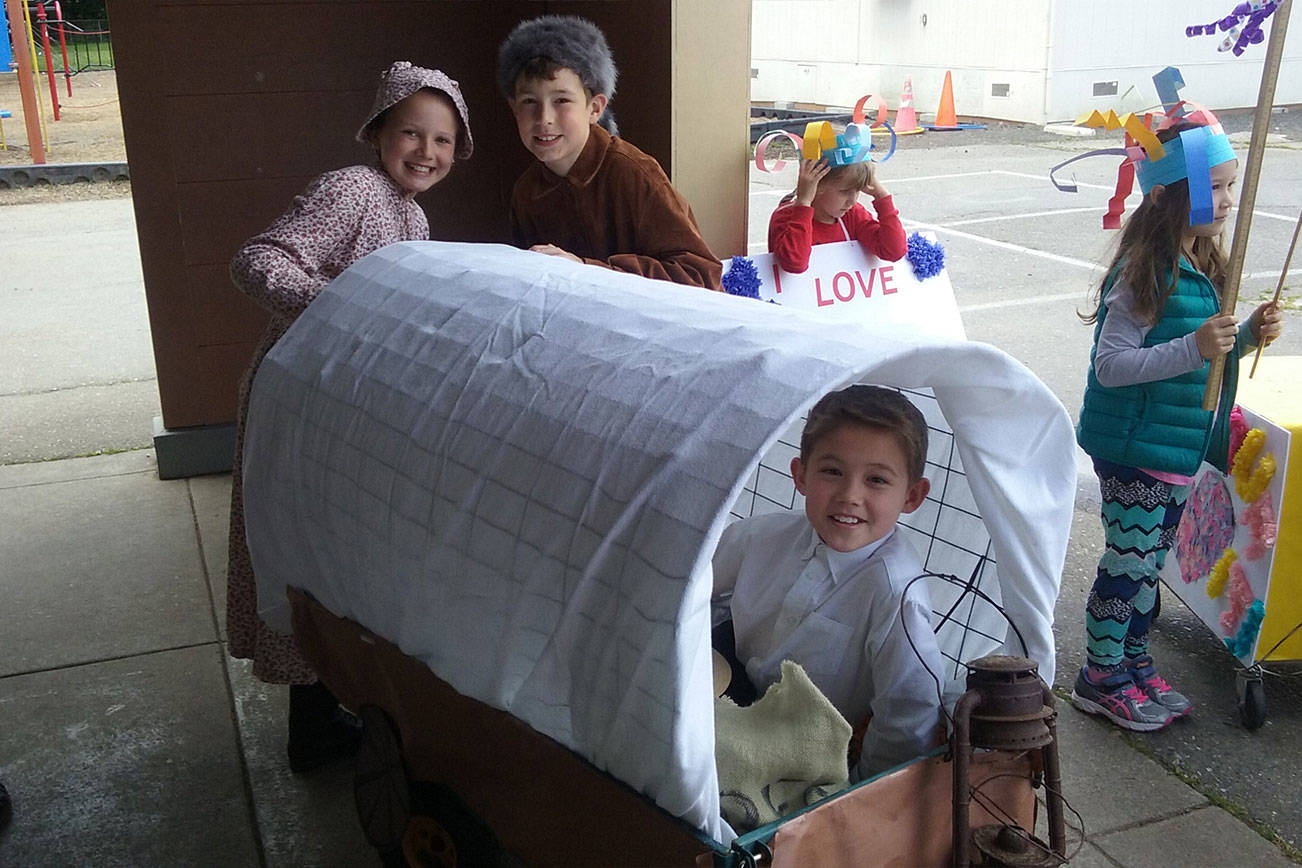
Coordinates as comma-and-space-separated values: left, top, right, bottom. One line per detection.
1077, 259, 1238, 475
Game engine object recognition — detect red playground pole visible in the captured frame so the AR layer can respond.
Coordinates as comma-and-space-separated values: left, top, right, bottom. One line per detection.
36, 3, 61, 120
54, 1, 71, 96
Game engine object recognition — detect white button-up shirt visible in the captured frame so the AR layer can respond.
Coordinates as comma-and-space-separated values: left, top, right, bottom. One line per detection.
712, 512, 944, 779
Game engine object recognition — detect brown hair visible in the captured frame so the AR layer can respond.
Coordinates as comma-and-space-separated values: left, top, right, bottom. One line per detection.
779, 161, 872, 207
1081, 122, 1228, 326
799, 385, 928, 481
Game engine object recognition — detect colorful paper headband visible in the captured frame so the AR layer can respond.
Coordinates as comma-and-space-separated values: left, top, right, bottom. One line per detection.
754, 94, 896, 173
1050, 67, 1235, 228
1186, 0, 1282, 56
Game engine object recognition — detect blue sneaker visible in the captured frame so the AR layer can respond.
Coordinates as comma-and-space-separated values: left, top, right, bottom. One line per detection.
1071, 667, 1173, 732
1126, 655, 1193, 718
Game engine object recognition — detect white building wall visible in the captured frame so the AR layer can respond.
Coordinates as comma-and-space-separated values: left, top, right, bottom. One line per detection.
752, 0, 1301, 124
1046, 1, 1302, 122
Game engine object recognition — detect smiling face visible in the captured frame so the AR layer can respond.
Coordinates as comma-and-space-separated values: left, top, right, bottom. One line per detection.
369, 89, 460, 198
510, 67, 607, 177
790, 423, 930, 553
810, 178, 861, 224
1184, 158, 1239, 239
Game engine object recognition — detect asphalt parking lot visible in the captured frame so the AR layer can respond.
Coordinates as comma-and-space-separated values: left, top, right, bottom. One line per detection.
748, 128, 1302, 852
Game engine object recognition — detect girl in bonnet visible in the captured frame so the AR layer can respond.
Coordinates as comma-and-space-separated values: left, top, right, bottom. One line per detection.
228, 61, 472, 772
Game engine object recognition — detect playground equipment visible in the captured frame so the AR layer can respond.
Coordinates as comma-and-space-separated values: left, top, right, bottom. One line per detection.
3, 0, 47, 161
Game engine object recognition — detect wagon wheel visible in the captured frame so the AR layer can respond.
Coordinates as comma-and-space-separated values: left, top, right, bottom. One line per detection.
1236, 668, 1267, 731
354, 705, 412, 856
403, 814, 459, 867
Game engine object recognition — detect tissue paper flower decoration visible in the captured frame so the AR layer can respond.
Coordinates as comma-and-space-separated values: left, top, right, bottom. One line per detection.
1206, 547, 1236, 598
1229, 406, 1248, 463
1225, 600, 1265, 659
1175, 472, 1234, 584
1231, 428, 1275, 503
1219, 559, 1255, 636
905, 232, 945, 280
1243, 492, 1277, 561
722, 256, 761, 300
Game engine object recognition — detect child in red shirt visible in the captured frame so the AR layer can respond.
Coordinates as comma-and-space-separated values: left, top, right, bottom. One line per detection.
768, 158, 907, 274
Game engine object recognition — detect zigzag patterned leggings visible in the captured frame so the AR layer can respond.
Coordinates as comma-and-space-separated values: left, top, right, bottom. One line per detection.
1085, 458, 1190, 670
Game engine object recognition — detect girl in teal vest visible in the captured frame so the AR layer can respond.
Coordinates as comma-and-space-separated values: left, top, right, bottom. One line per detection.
1072, 120, 1282, 732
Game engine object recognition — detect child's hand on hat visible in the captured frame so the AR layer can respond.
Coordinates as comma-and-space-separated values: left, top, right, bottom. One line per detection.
795, 159, 830, 207
530, 243, 583, 263
861, 162, 890, 200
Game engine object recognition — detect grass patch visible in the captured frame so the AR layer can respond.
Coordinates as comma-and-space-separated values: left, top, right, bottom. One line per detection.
34, 36, 114, 73
1252, 286, 1298, 311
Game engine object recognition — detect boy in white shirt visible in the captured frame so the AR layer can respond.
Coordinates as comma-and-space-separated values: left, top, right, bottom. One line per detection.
712, 385, 945, 780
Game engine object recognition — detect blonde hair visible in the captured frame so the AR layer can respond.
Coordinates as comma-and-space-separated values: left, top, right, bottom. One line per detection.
780, 162, 870, 207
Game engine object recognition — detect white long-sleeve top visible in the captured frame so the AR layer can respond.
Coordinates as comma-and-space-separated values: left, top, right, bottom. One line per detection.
711, 512, 944, 780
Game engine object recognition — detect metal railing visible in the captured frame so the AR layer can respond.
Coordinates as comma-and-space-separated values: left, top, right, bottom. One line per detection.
58, 19, 114, 74
30, 13, 114, 75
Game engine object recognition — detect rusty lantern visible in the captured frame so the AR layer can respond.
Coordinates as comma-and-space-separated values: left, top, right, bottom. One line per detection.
951, 655, 1067, 868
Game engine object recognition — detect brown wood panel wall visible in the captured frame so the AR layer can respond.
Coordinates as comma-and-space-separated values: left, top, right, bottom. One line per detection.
111, 0, 674, 430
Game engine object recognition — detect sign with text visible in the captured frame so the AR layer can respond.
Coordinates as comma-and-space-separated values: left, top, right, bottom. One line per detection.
736, 238, 965, 340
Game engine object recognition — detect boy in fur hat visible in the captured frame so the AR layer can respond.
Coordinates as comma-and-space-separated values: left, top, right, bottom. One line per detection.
497, 15, 723, 290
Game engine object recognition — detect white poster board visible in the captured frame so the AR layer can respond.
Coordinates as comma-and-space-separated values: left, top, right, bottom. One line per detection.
729, 237, 965, 340
1160, 405, 1290, 665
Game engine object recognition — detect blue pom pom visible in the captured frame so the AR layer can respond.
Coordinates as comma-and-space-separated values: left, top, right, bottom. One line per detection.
1228, 599, 1266, 658
905, 232, 945, 280
722, 255, 762, 299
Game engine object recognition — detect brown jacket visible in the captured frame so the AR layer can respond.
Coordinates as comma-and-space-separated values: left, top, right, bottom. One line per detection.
510, 124, 723, 290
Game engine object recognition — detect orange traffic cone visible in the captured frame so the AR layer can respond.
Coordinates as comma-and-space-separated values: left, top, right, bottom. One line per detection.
934, 70, 958, 128
894, 76, 922, 134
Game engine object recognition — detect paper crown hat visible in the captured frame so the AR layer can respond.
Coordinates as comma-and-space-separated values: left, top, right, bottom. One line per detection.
753, 94, 897, 174
356, 62, 474, 160
1050, 67, 1236, 228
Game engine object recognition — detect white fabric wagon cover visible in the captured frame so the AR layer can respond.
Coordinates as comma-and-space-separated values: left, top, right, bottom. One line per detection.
242, 241, 1076, 842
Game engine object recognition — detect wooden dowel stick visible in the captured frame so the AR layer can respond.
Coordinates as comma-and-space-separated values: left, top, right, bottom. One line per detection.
1248, 208, 1302, 377
1202, 0, 1292, 411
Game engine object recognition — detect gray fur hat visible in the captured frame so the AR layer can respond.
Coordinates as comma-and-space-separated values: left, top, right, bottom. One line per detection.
497, 15, 618, 106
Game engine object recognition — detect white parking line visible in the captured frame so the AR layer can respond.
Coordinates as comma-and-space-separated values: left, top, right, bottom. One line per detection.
961, 292, 1085, 313
901, 218, 1103, 270
995, 169, 1118, 192
944, 207, 1113, 227
887, 171, 1001, 184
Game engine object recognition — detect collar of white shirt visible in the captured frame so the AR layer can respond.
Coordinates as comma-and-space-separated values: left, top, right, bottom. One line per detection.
797, 522, 897, 585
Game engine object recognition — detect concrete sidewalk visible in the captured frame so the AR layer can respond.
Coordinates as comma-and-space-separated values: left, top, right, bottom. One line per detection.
1, 195, 1297, 866
1, 452, 1296, 867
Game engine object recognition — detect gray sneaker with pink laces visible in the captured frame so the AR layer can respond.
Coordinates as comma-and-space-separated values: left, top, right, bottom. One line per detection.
1071, 666, 1173, 731
1126, 654, 1193, 718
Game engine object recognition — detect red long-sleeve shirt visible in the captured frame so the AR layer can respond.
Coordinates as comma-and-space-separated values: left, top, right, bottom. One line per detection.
767, 195, 907, 274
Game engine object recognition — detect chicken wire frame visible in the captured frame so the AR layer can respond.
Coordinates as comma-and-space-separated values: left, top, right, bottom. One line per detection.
727, 386, 1011, 699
